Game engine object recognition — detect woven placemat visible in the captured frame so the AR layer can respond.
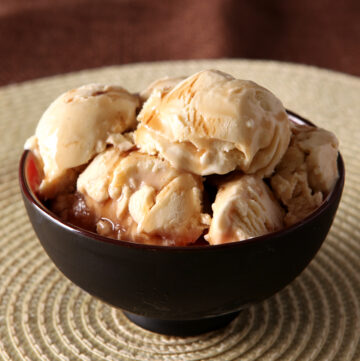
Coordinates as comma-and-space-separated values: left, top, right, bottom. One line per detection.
0, 60, 359, 360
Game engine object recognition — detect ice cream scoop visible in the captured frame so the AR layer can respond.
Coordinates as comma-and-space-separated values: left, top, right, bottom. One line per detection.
77, 150, 210, 246
25, 84, 139, 198
135, 69, 291, 177
206, 175, 284, 245
271, 123, 339, 226
77, 147, 125, 203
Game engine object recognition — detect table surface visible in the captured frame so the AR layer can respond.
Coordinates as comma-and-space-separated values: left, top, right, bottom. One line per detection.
0, 0, 359, 86
0, 59, 360, 360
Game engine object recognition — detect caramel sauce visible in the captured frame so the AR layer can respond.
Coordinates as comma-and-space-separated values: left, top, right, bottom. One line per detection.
47, 190, 210, 247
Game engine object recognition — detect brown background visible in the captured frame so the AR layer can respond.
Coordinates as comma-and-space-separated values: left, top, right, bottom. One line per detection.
0, 0, 359, 86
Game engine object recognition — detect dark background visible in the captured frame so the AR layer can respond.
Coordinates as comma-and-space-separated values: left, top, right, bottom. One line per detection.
0, 0, 359, 86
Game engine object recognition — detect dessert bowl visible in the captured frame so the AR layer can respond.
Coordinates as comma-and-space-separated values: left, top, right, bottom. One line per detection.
19, 111, 344, 336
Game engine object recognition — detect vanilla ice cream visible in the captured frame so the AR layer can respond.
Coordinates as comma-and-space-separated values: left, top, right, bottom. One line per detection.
77, 150, 210, 246
24, 70, 340, 246
135, 69, 291, 177
206, 175, 284, 245
25, 84, 139, 198
271, 123, 339, 226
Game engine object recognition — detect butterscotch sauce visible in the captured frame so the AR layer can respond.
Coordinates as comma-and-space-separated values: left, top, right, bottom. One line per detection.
48, 191, 208, 246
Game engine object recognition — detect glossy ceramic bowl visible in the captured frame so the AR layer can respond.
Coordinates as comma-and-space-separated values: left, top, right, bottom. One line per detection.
19, 112, 344, 336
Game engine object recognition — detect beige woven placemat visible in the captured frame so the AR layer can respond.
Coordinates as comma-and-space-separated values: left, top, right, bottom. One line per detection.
0, 59, 359, 361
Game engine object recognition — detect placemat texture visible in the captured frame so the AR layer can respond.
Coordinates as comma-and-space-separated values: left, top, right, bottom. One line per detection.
0, 59, 359, 361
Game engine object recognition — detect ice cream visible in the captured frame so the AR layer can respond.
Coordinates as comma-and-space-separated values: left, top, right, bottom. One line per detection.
135, 69, 291, 177
24, 69, 340, 246
25, 84, 140, 198
77, 150, 211, 246
270, 123, 339, 226
206, 175, 284, 245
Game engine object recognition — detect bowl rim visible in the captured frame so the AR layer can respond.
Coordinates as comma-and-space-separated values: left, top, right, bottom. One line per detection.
19, 110, 345, 252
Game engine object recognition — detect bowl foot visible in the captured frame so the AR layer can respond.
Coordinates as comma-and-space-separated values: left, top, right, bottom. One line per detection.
123, 311, 240, 336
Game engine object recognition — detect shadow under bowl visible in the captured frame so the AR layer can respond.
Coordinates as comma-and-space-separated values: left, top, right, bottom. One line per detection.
19, 111, 345, 336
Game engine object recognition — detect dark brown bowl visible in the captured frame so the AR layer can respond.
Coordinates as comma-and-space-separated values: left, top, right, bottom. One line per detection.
19, 112, 344, 336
